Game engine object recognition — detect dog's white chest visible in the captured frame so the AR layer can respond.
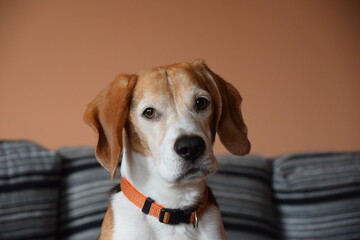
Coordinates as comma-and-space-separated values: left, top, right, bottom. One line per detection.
110, 192, 225, 240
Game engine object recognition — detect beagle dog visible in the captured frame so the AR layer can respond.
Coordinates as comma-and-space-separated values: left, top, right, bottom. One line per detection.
84, 60, 250, 240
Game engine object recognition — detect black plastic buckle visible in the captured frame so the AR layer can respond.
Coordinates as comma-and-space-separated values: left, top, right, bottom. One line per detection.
142, 197, 155, 214
159, 207, 196, 225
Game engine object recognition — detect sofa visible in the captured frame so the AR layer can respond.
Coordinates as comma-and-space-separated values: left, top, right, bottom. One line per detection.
0, 140, 359, 240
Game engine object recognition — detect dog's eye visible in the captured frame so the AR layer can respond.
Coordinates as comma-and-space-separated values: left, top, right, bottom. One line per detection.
195, 97, 209, 111
143, 108, 156, 119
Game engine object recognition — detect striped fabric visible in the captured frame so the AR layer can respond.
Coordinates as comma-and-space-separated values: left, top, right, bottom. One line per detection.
0, 140, 61, 240
5, 140, 358, 240
210, 154, 278, 240
273, 152, 360, 240
57, 147, 120, 240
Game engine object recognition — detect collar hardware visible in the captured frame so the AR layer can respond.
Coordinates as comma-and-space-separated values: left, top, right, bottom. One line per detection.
159, 207, 196, 225
142, 197, 155, 214
193, 210, 199, 229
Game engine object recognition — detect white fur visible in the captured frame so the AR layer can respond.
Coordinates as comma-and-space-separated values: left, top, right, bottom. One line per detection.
110, 150, 226, 239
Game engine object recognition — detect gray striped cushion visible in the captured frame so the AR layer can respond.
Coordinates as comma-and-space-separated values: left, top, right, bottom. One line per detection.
210, 155, 278, 240
57, 147, 120, 240
0, 140, 61, 240
273, 152, 360, 240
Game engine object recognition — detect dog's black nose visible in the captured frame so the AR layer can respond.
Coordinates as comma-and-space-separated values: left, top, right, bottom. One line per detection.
174, 135, 206, 161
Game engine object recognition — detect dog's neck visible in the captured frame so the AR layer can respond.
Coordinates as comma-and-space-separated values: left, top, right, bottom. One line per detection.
120, 147, 207, 209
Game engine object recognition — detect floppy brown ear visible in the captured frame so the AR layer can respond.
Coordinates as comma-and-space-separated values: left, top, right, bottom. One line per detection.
192, 60, 251, 155
83, 74, 137, 179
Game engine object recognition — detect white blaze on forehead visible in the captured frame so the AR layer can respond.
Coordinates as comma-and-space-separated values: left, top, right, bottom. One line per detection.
164, 69, 181, 116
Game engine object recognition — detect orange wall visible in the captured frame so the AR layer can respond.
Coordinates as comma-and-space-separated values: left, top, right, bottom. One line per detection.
1, 0, 359, 156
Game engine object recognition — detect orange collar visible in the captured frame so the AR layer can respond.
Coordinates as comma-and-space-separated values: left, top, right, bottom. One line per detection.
120, 177, 208, 228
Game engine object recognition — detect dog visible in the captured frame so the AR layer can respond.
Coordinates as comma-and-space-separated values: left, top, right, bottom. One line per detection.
84, 60, 250, 239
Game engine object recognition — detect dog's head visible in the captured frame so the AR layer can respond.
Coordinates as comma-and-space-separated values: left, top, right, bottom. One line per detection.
84, 60, 250, 183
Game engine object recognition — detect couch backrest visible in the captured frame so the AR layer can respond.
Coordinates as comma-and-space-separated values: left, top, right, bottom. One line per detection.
57, 147, 119, 240
0, 140, 61, 240
2, 140, 360, 240
273, 152, 360, 240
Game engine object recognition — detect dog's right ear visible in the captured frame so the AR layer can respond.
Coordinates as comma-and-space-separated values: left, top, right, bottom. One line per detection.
192, 60, 251, 156
83, 74, 137, 179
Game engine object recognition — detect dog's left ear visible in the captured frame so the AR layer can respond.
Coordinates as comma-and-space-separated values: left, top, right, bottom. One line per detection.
192, 60, 251, 155
83, 74, 137, 179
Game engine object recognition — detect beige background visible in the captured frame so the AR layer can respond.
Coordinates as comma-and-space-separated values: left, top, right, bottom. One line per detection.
1, 0, 359, 156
